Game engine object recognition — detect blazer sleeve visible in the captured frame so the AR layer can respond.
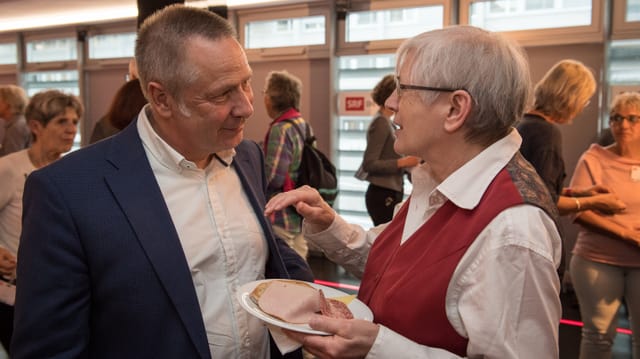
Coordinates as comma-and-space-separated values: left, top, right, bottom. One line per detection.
12, 170, 91, 358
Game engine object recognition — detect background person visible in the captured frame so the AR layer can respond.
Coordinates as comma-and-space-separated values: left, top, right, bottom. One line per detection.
104, 78, 147, 132
517, 59, 625, 215
0, 89, 82, 355
357, 74, 419, 226
0, 85, 30, 156
89, 59, 141, 144
569, 91, 640, 359
266, 25, 562, 358
12, 6, 312, 359
262, 70, 312, 258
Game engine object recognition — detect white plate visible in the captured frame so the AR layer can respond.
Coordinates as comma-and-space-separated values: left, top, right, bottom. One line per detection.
237, 279, 373, 335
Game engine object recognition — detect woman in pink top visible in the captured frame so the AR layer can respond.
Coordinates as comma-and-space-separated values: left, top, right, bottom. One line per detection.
569, 91, 640, 359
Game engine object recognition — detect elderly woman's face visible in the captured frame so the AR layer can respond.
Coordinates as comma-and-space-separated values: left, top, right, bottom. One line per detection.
610, 106, 640, 145
33, 107, 79, 155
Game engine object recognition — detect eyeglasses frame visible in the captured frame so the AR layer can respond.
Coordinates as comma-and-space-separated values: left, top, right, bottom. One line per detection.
394, 76, 471, 100
610, 113, 640, 124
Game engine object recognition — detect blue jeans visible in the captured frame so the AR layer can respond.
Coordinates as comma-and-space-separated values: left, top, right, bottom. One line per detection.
571, 255, 640, 358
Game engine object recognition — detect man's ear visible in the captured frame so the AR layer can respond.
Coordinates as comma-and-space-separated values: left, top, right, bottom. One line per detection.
147, 81, 172, 118
443, 90, 473, 133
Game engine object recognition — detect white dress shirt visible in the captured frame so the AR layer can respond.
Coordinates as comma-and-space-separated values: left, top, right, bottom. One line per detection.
137, 108, 270, 358
305, 129, 562, 358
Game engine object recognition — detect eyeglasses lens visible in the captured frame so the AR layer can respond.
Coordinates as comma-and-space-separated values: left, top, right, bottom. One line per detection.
611, 114, 640, 124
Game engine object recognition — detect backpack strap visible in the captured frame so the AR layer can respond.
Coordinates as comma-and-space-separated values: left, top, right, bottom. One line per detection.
282, 118, 311, 143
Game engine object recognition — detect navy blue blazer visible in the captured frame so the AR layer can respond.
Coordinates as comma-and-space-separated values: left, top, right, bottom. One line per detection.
12, 120, 313, 358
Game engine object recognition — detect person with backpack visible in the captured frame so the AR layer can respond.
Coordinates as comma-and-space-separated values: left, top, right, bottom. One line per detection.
262, 70, 314, 258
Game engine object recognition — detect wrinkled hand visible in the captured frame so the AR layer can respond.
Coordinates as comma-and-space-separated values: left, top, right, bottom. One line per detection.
265, 186, 335, 232
284, 315, 379, 359
570, 185, 612, 197
590, 193, 626, 215
0, 247, 16, 276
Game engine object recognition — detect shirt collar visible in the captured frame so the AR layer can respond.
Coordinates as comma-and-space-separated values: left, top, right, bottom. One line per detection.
412, 129, 522, 210
271, 108, 301, 125
136, 105, 236, 173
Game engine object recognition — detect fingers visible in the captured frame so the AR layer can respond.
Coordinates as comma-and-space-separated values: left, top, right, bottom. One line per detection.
264, 187, 334, 222
264, 187, 317, 215
0, 249, 16, 274
308, 315, 345, 335
589, 184, 611, 194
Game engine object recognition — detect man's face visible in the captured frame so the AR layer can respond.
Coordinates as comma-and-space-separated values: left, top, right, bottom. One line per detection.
32, 107, 79, 155
158, 36, 254, 160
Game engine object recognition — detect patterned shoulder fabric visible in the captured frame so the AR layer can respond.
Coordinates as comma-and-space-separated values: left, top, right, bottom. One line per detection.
506, 152, 560, 229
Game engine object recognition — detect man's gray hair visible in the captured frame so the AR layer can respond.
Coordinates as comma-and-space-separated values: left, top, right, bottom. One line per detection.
0, 85, 28, 117
396, 25, 531, 146
135, 4, 236, 102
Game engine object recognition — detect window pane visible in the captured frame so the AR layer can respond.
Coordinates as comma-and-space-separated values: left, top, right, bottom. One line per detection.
346, 6, 443, 42
26, 37, 77, 63
88, 32, 136, 59
609, 39, 640, 85
628, 0, 640, 22
469, 0, 592, 32
245, 15, 325, 49
335, 54, 412, 230
0, 43, 17, 65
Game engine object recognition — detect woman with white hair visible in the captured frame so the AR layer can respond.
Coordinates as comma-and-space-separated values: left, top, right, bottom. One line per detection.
266, 25, 562, 358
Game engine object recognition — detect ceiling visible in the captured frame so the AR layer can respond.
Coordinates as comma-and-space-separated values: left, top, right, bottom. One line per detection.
0, 0, 283, 32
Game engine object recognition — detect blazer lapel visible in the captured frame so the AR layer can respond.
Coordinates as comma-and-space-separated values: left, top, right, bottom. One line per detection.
103, 123, 210, 359
232, 142, 295, 281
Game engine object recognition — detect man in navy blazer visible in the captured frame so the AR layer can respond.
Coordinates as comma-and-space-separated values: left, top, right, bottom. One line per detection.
12, 5, 313, 358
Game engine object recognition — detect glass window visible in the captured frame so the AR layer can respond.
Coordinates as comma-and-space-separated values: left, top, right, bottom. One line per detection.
88, 32, 136, 59
244, 15, 325, 49
346, 5, 444, 43
628, 0, 640, 21
608, 39, 640, 85
603, 39, 640, 134
26, 37, 77, 63
469, 0, 592, 32
0, 42, 17, 65
335, 54, 412, 230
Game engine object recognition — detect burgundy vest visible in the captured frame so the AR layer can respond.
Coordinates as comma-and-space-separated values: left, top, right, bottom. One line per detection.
357, 153, 558, 356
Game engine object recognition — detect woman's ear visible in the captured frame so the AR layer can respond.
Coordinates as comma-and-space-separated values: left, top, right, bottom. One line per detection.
27, 119, 43, 137
443, 90, 473, 133
147, 81, 172, 118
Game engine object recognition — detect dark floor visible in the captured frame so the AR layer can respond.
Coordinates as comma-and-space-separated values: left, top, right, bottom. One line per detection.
308, 256, 633, 359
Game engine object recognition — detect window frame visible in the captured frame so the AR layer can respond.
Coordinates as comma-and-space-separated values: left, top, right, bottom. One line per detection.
0, 33, 19, 75
459, 0, 605, 46
82, 20, 137, 71
612, 0, 640, 40
336, 0, 453, 56
237, 0, 332, 63
22, 26, 79, 72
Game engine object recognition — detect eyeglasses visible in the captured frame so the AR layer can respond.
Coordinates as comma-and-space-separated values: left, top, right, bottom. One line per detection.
610, 113, 640, 124
395, 76, 468, 98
